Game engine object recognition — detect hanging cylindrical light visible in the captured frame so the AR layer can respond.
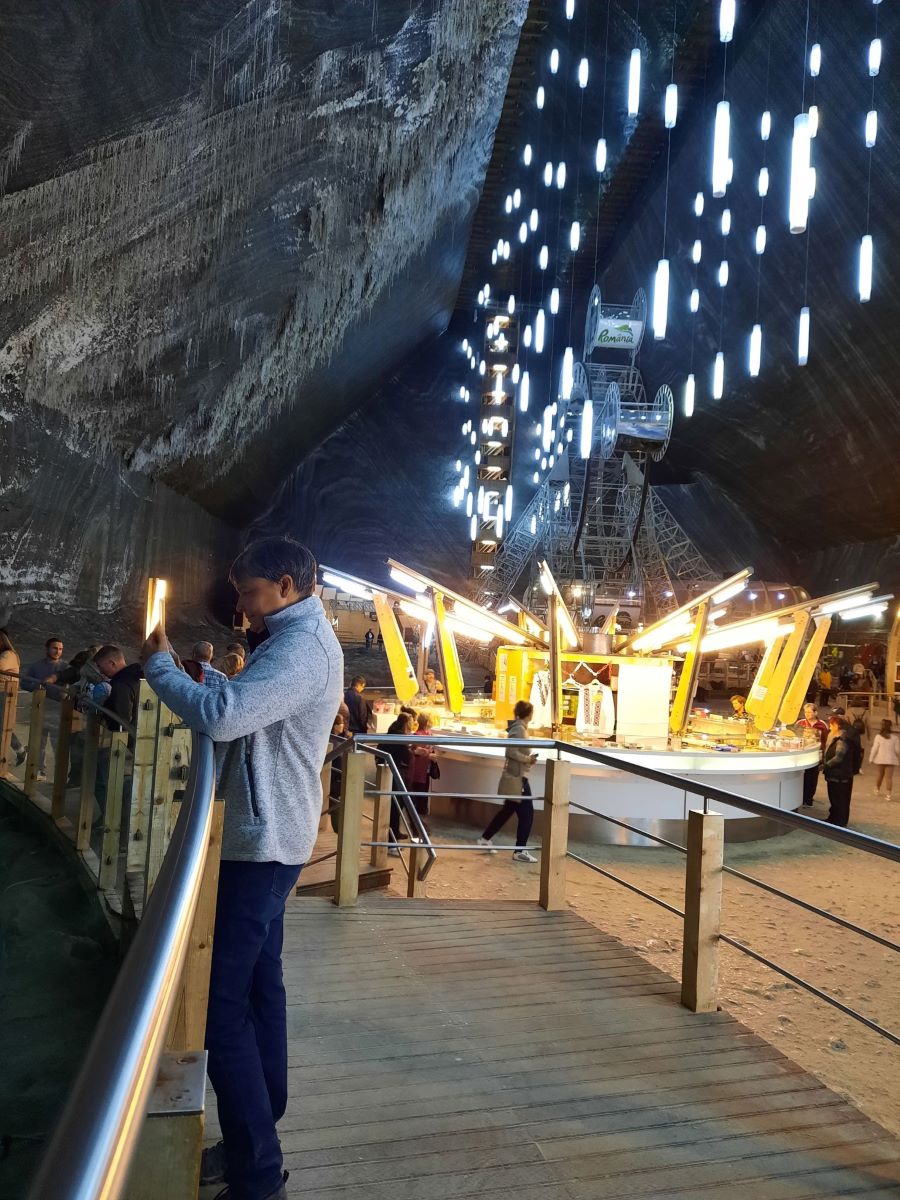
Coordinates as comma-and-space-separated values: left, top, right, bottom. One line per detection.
578, 58, 589, 88
789, 112, 812, 233
859, 234, 873, 303
760, 110, 772, 141
542, 404, 554, 451
809, 43, 821, 77
595, 138, 607, 173
664, 83, 679, 129
869, 38, 882, 77
684, 374, 695, 417
690, 287, 700, 313
758, 167, 769, 197
519, 370, 530, 411
543, 162, 553, 186
580, 400, 594, 458
523, 324, 533, 347
712, 101, 731, 197
808, 105, 819, 138
530, 208, 539, 231
507, 295, 516, 315
719, 0, 736, 43
748, 324, 762, 377
692, 239, 702, 263
550, 287, 560, 314
798, 306, 810, 365
556, 162, 567, 189
652, 258, 670, 340
536, 86, 545, 109
561, 348, 574, 400
513, 188, 521, 208
569, 221, 581, 251
466, 492, 474, 517
523, 143, 532, 165
694, 191, 705, 216
865, 110, 878, 148
519, 222, 527, 243
550, 48, 560, 74
505, 487, 513, 521
755, 224, 767, 254
721, 208, 732, 236
535, 309, 546, 353
627, 47, 641, 116
718, 260, 729, 287
713, 351, 725, 399
566, 0, 574, 16
539, 245, 549, 270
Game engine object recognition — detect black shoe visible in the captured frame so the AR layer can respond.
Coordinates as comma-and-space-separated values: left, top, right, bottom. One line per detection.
801, 801, 814, 806
200, 1140, 226, 1185
213, 1170, 288, 1200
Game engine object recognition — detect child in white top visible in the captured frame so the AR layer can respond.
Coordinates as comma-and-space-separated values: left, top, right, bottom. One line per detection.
869, 719, 900, 799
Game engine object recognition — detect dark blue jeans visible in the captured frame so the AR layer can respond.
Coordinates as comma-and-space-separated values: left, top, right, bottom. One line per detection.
207, 859, 302, 1200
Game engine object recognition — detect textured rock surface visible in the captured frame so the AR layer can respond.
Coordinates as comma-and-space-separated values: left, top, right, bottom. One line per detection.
0, 0, 526, 608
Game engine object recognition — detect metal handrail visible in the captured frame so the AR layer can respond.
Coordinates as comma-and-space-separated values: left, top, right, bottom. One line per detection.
361, 734, 900, 865
6, 676, 138, 738
25, 732, 217, 1200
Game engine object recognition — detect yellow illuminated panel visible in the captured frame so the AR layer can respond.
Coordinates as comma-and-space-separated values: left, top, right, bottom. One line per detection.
145, 578, 167, 639
778, 615, 832, 725
669, 600, 708, 735
753, 613, 811, 731
745, 633, 788, 717
372, 593, 419, 703
432, 592, 465, 715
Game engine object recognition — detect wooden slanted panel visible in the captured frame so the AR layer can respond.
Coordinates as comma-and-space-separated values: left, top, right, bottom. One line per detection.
76, 716, 102, 852
51, 695, 76, 822
167, 798, 224, 1053
0, 678, 18, 777
128, 680, 161, 873
23, 688, 45, 798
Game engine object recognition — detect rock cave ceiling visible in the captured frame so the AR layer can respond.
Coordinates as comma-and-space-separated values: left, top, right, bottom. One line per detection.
1, 0, 899, 612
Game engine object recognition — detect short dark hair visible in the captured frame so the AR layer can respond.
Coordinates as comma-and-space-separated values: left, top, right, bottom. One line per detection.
829, 715, 848, 730
94, 644, 122, 661
46, 636, 63, 648
229, 536, 316, 599
351, 675, 366, 688
514, 700, 534, 720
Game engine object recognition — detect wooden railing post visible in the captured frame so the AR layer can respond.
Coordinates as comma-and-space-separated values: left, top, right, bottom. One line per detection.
334, 750, 366, 907
370, 763, 392, 869
166, 797, 224, 1053
0, 679, 18, 777
51, 695, 76, 822
539, 758, 571, 911
99, 732, 129, 893
407, 840, 423, 898
24, 688, 46, 798
319, 749, 333, 833
681, 807, 724, 1013
76, 716, 102, 852
128, 682, 161, 872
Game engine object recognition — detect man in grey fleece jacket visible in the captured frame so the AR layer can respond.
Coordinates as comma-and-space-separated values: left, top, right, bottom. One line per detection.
143, 536, 342, 1200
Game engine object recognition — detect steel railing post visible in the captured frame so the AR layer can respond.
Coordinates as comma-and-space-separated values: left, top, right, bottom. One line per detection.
681, 806, 724, 1013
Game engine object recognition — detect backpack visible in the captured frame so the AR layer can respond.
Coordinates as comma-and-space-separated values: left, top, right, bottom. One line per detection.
852, 717, 866, 736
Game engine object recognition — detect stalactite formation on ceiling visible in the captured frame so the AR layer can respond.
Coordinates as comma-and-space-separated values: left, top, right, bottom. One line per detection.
0, 0, 527, 488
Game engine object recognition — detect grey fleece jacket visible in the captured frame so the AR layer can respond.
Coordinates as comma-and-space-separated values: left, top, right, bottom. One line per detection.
144, 595, 343, 864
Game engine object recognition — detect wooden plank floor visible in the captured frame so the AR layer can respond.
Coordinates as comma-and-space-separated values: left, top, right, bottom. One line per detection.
213, 897, 900, 1198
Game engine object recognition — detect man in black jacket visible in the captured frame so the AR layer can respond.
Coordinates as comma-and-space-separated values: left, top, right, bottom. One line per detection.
106, 661, 143, 733
343, 676, 369, 734
823, 716, 855, 827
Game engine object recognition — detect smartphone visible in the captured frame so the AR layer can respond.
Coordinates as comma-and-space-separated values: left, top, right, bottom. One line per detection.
145, 578, 168, 640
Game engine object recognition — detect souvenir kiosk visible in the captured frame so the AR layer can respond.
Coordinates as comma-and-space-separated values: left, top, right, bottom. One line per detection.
321, 558, 892, 844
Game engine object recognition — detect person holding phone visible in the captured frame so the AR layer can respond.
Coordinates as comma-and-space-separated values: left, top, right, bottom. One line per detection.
141, 537, 342, 1200
478, 699, 539, 863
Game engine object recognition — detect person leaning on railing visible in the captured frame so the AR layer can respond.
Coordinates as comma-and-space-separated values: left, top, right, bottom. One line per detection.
140, 535, 343, 1200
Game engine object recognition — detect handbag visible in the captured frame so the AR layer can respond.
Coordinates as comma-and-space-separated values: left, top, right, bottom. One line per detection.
428, 759, 441, 781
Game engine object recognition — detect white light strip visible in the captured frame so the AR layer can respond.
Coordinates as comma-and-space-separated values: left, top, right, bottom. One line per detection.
595, 138, 607, 173
322, 572, 373, 601
580, 399, 593, 458
664, 83, 678, 128
748, 324, 762, 377
859, 234, 873, 303
628, 47, 641, 115
713, 351, 725, 400
798, 306, 810, 366
684, 373, 695, 417
789, 112, 811, 233
719, 0, 736, 43
712, 101, 731, 197
652, 258, 670, 340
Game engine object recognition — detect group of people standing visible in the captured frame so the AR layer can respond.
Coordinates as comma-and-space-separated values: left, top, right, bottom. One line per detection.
798, 701, 899, 827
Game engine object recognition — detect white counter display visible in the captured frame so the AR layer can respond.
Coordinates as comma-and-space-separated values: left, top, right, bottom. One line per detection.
429, 738, 820, 846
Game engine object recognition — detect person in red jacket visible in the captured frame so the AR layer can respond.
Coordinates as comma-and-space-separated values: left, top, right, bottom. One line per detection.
797, 702, 828, 806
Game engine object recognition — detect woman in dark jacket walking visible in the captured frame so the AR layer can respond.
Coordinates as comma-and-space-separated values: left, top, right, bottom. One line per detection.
378, 712, 414, 855
823, 715, 855, 827
478, 700, 539, 862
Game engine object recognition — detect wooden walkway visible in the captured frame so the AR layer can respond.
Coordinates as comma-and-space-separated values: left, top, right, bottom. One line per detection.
226, 898, 900, 1198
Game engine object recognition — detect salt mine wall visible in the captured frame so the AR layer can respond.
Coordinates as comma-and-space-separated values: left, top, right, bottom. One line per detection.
0, 0, 527, 613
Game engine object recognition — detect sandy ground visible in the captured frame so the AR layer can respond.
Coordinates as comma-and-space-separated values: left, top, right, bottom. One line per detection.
377, 769, 900, 1139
